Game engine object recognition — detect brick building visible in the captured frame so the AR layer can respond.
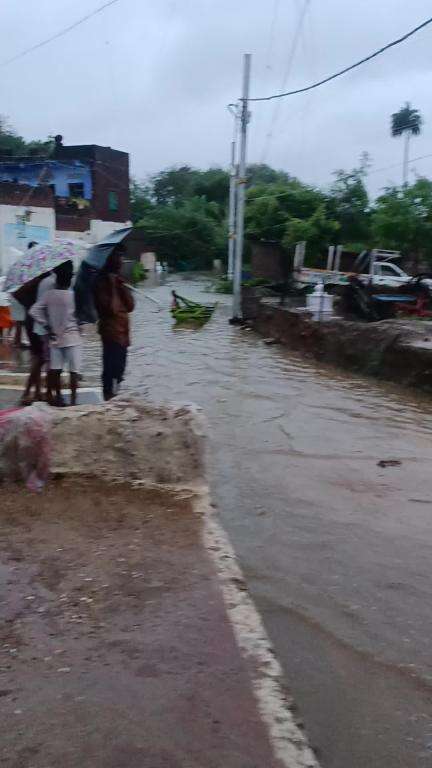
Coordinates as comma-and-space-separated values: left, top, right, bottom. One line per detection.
0, 137, 131, 247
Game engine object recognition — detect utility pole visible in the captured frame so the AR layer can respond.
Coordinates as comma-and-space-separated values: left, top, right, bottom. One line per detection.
227, 105, 239, 281
231, 53, 251, 322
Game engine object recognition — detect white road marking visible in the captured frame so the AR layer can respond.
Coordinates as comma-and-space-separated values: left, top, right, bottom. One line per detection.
196, 489, 320, 768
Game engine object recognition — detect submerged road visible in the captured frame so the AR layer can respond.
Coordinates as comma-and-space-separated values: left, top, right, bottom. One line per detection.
87, 275, 432, 766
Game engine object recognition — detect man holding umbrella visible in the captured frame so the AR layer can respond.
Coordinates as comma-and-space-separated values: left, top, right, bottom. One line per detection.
93, 244, 134, 401
4, 242, 80, 405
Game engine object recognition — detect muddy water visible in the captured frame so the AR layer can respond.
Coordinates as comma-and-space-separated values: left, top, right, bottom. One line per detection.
85, 276, 432, 768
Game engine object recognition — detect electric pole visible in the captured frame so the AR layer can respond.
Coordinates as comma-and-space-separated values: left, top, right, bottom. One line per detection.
227, 105, 239, 281
231, 53, 251, 322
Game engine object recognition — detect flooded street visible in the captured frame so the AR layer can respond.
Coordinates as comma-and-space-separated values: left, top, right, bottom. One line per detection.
90, 274, 432, 767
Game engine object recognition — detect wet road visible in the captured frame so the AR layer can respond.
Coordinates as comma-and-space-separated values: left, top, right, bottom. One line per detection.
90, 275, 432, 767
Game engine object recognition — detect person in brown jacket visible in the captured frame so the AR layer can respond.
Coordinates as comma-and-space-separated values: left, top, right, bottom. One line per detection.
93, 246, 135, 401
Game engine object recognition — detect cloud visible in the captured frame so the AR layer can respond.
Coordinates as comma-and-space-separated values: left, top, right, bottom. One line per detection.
1, 0, 431, 195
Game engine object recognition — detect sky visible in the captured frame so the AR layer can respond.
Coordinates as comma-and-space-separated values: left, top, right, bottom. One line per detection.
1, 0, 432, 196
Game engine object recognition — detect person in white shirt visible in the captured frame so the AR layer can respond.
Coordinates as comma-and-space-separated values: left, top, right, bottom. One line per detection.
30, 261, 81, 406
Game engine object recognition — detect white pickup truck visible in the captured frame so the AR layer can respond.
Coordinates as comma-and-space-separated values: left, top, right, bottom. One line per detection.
295, 249, 432, 290
363, 261, 416, 287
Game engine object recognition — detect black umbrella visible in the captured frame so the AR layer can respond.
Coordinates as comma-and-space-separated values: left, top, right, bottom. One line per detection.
74, 227, 132, 323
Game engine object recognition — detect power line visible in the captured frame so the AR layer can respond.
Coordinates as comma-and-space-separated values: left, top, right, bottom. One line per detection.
249, 15, 432, 102
243, 153, 432, 204
263, 0, 281, 74
261, 0, 311, 162
1, 0, 123, 67
369, 152, 432, 177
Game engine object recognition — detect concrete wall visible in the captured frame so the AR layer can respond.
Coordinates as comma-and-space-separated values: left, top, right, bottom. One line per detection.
250, 298, 432, 393
141, 252, 156, 270
55, 220, 130, 247
89, 219, 130, 243
0, 204, 55, 274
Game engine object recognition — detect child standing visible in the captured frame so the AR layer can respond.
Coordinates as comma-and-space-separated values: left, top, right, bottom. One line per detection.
30, 260, 81, 406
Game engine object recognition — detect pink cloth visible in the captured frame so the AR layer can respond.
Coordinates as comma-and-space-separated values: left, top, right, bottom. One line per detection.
0, 407, 51, 491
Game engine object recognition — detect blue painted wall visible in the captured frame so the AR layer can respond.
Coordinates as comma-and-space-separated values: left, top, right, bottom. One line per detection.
4, 222, 51, 251
0, 160, 92, 199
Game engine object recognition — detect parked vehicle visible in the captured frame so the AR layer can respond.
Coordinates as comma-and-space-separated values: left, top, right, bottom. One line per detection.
294, 247, 432, 291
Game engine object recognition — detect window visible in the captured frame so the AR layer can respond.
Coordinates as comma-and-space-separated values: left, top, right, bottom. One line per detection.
68, 182, 84, 198
380, 264, 402, 277
108, 190, 119, 212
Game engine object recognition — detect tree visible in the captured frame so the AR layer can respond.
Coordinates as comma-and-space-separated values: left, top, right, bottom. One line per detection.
328, 160, 370, 247
152, 166, 198, 206
150, 166, 229, 216
283, 205, 339, 261
193, 168, 229, 211
245, 184, 291, 241
391, 103, 423, 186
130, 180, 153, 224
245, 179, 327, 243
246, 163, 290, 187
371, 178, 432, 268
135, 196, 225, 270
0, 116, 53, 157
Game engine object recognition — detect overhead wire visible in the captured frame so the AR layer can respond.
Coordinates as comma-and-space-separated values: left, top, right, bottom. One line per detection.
1, 0, 123, 67
255, 0, 280, 150
249, 14, 432, 102
263, 0, 281, 75
260, 0, 311, 163
368, 152, 432, 177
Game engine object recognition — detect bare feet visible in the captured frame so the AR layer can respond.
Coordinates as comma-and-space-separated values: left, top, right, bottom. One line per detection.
20, 394, 33, 407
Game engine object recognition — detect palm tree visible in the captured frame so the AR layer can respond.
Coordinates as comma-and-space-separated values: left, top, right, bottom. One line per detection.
391, 103, 423, 186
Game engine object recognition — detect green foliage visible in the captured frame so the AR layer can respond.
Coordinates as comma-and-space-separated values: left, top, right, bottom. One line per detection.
371, 178, 432, 265
213, 277, 233, 294
246, 164, 290, 187
283, 205, 340, 257
152, 165, 197, 206
131, 261, 147, 285
245, 180, 326, 242
242, 277, 271, 287
194, 168, 230, 209
130, 180, 153, 224
391, 103, 422, 138
171, 296, 216, 327
245, 184, 290, 240
0, 116, 53, 157
128, 145, 432, 273
327, 159, 370, 243
151, 165, 229, 214
136, 196, 225, 271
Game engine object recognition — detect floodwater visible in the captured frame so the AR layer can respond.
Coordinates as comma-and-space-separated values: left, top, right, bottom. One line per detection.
87, 275, 432, 768
44, 276, 432, 765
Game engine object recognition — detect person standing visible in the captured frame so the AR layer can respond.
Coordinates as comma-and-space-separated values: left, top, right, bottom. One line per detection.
0, 282, 13, 342
93, 246, 134, 401
9, 296, 26, 347
30, 261, 81, 407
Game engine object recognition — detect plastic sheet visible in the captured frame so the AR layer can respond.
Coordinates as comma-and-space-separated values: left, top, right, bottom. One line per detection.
0, 407, 51, 492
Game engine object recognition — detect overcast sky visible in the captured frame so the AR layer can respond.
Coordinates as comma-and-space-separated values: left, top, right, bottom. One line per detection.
1, 0, 432, 196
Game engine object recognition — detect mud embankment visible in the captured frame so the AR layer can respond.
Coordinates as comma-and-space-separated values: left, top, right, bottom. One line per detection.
248, 296, 432, 392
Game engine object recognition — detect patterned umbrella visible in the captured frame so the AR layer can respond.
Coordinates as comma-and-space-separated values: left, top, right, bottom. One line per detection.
4, 242, 79, 294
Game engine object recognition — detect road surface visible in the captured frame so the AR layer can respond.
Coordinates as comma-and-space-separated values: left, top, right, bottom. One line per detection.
3, 274, 432, 766
117, 276, 432, 768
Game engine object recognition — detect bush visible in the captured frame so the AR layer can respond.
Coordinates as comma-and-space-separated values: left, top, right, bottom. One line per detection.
242, 277, 271, 288
131, 262, 147, 285
214, 277, 233, 294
